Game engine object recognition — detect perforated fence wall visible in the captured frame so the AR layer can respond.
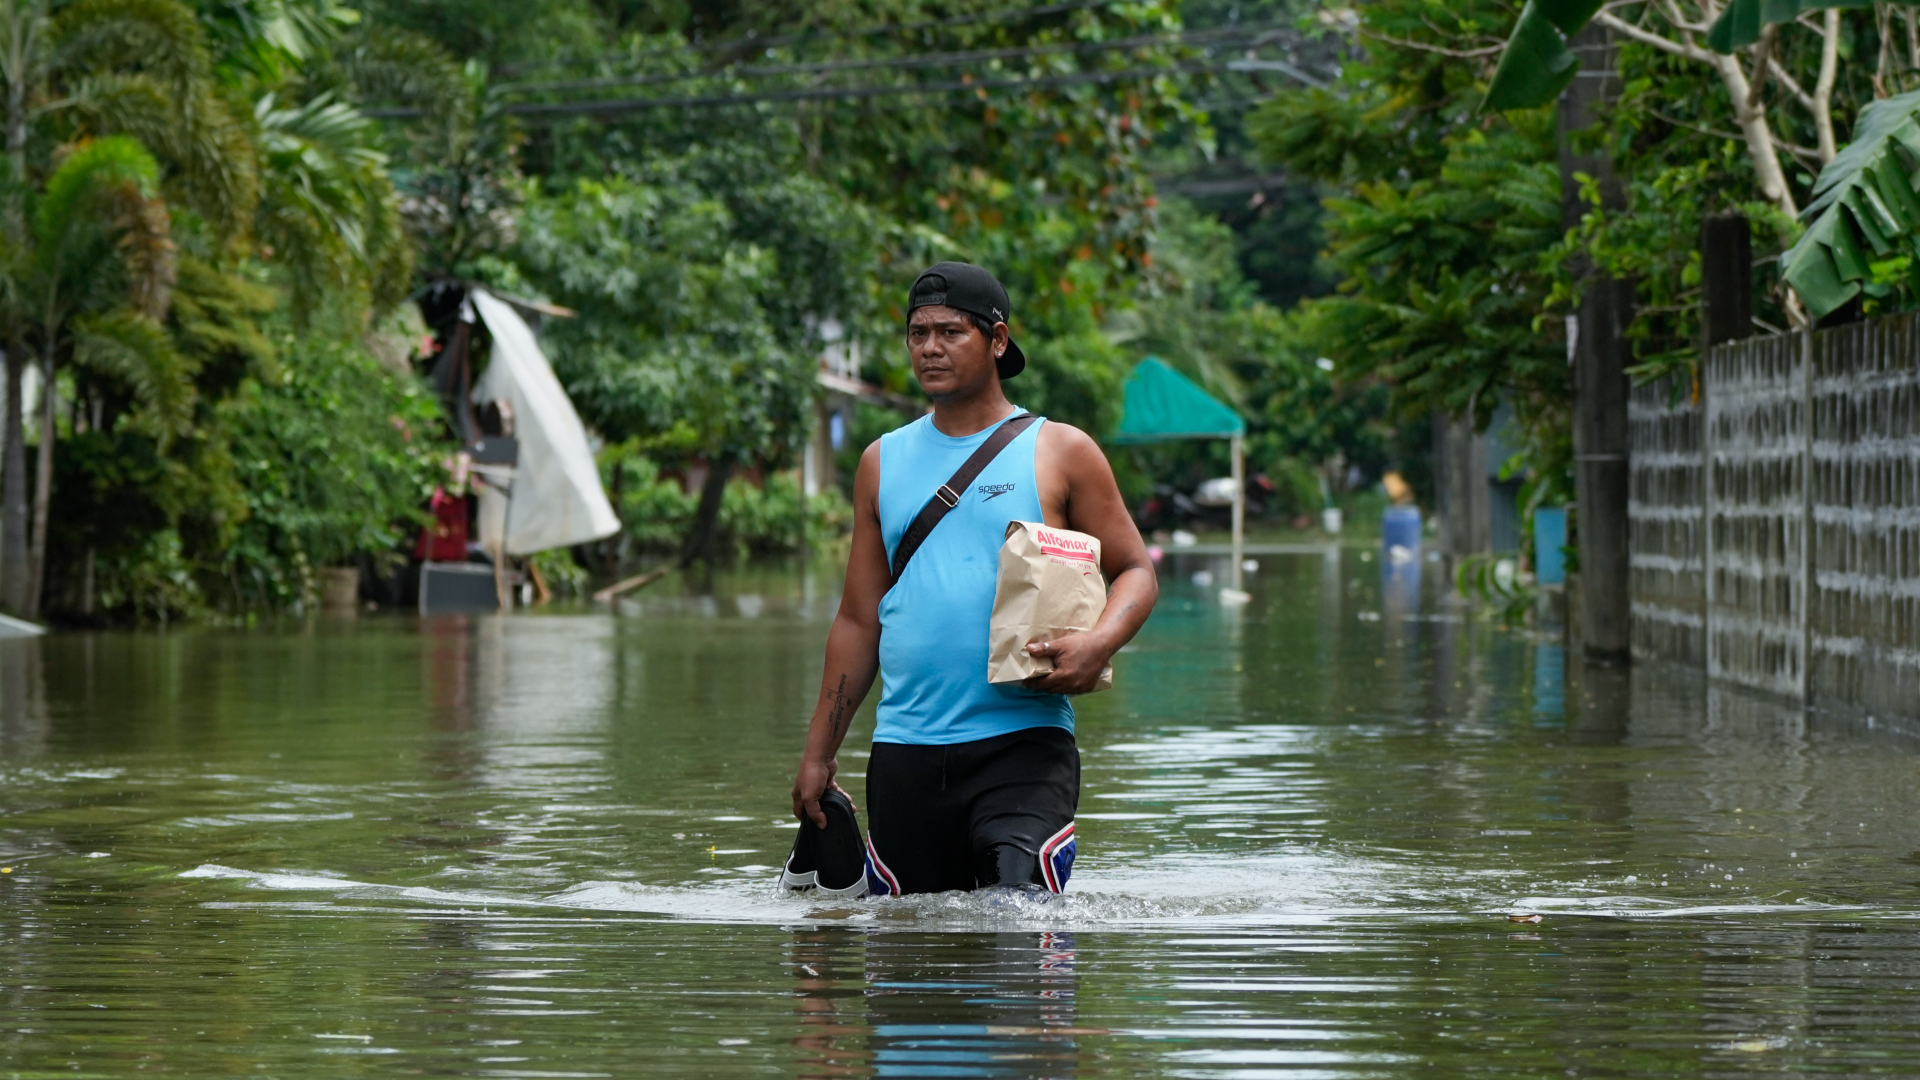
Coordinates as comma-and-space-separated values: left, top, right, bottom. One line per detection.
1627, 376, 1704, 665
1704, 331, 1807, 700
1808, 316, 1920, 718
1630, 312, 1920, 721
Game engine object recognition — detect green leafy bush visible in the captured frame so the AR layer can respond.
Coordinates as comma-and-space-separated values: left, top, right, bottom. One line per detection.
94, 530, 204, 626
605, 449, 849, 560
219, 337, 450, 607
529, 548, 591, 598
721, 473, 852, 557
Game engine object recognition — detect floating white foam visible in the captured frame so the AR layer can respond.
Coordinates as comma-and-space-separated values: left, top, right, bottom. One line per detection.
177, 858, 1888, 931
1503, 894, 1869, 919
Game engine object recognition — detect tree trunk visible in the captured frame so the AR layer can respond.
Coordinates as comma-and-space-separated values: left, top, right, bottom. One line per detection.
1, 4, 36, 615
26, 352, 53, 615
0, 347, 27, 613
680, 458, 733, 568
1710, 52, 1799, 218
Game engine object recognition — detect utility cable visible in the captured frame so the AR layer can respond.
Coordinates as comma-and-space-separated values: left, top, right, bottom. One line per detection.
502, 22, 1298, 95
366, 60, 1249, 120
498, 0, 1126, 78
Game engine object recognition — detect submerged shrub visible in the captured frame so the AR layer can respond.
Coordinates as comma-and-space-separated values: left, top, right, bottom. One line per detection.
606, 449, 849, 560
219, 337, 450, 609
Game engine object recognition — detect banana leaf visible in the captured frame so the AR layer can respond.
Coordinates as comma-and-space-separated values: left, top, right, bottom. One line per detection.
1707, 0, 1874, 53
1782, 88, 1920, 316
1480, 0, 1613, 111
1485, 0, 1896, 108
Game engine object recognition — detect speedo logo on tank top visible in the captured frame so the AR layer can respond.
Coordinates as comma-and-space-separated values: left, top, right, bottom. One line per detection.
977, 482, 1015, 501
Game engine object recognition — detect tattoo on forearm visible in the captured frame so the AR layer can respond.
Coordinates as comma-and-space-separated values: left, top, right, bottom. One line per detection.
824, 674, 851, 741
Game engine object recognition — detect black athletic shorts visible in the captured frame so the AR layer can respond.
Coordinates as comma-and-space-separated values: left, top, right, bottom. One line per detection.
863, 726, 1079, 896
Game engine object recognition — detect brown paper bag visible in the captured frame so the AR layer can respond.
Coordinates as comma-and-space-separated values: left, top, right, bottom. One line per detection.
988, 521, 1113, 693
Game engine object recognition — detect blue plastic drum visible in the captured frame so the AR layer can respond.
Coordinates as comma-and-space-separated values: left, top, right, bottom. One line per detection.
1381, 506, 1422, 554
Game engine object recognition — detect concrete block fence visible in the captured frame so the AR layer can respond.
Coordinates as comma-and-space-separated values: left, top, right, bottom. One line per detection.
1628, 311, 1920, 720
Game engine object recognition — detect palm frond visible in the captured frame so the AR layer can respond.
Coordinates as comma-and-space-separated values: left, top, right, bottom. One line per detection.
35, 134, 157, 249
108, 183, 175, 319
51, 0, 260, 242
254, 89, 407, 316
62, 71, 259, 242
200, 0, 359, 75
70, 308, 196, 440
51, 0, 213, 103
168, 254, 277, 380
332, 25, 464, 123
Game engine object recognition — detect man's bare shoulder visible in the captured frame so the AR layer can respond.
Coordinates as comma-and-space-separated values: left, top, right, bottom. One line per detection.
1036, 420, 1109, 471
852, 439, 884, 499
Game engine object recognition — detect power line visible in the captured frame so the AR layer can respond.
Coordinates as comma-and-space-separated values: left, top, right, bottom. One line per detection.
367, 60, 1236, 120
531, 61, 1224, 117
1157, 172, 1293, 197
501, 23, 1299, 96
498, 0, 1125, 78
725, 0, 1115, 51
1225, 57, 1326, 89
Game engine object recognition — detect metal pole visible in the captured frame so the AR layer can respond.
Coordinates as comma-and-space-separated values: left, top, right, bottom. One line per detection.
1230, 433, 1244, 593
1562, 23, 1632, 664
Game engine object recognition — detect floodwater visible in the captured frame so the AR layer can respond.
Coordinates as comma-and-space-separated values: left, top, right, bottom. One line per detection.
4, 550, 1920, 1078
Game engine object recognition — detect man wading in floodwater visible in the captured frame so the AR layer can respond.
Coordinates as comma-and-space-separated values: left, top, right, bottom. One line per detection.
785, 262, 1157, 897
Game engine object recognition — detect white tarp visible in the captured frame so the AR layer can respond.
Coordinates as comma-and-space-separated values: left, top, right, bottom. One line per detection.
470, 289, 620, 556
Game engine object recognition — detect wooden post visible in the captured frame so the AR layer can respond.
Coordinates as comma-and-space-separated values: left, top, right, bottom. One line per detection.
1230, 433, 1245, 593
1437, 413, 1490, 558
1562, 23, 1632, 664
1700, 214, 1752, 350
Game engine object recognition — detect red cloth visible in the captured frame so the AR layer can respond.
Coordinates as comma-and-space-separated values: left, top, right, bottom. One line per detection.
415, 486, 469, 562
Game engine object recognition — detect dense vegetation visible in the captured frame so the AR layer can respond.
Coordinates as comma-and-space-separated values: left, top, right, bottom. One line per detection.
0, 0, 1409, 623
10, 0, 1907, 624
1247, 0, 1920, 538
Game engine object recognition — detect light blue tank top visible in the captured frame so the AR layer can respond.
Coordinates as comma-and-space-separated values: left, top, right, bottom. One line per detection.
874, 410, 1074, 745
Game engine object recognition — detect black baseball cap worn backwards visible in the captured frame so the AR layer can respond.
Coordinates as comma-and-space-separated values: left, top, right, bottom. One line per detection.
906, 261, 1026, 378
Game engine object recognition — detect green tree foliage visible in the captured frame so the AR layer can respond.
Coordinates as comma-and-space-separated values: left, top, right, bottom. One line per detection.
503, 164, 868, 562
1, 0, 443, 622
219, 334, 444, 602
49, 322, 444, 620
511, 169, 863, 463
1248, 0, 1568, 504
13, 0, 1456, 613
1538, 12, 1902, 366
336, 1, 1211, 565
362, 0, 1195, 442
1112, 196, 1393, 511
1249, 0, 1920, 539
254, 90, 411, 318
603, 450, 851, 559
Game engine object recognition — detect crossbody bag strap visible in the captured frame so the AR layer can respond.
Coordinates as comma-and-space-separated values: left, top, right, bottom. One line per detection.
889, 412, 1037, 584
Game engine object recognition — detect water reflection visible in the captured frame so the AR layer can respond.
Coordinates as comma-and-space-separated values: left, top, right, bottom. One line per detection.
1531, 642, 1564, 726
791, 930, 1082, 1079
3, 555, 1920, 1078
0, 636, 46, 756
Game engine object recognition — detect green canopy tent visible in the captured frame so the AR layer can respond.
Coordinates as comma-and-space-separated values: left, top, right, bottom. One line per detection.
1112, 357, 1250, 597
